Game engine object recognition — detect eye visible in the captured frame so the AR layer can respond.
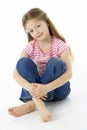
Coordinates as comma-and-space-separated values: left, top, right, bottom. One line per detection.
29, 30, 33, 33
37, 24, 41, 28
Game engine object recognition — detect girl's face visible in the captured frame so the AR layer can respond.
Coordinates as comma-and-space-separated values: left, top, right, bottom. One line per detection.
25, 19, 50, 41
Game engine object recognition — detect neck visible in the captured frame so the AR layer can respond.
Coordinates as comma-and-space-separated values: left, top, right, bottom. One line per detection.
37, 35, 52, 53
38, 35, 52, 45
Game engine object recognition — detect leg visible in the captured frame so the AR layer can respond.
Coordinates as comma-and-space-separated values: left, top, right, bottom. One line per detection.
16, 57, 40, 102
53, 81, 71, 101
33, 98, 52, 122
16, 57, 52, 121
40, 57, 71, 101
32, 58, 70, 121
8, 58, 52, 121
8, 58, 40, 116
8, 101, 36, 117
8, 98, 52, 121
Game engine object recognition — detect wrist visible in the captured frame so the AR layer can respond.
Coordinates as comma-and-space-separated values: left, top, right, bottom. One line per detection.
25, 82, 32, 91
45, 84, 51, 93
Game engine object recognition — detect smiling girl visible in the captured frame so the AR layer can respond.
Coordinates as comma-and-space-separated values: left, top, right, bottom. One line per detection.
8, 8, 73, 122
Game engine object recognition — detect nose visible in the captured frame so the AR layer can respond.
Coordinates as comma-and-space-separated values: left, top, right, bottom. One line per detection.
34, 29, 40, 37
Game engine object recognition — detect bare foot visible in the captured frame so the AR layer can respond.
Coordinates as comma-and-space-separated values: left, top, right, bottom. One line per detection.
8, 101, 36, 117
39, 105, 52, 122
34, 100, 52, 122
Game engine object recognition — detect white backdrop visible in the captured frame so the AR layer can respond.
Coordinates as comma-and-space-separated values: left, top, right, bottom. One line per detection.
0, 0, 87, 130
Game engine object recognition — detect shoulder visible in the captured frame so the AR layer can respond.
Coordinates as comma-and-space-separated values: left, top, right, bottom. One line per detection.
23, 40, 36, 56
52, 36, 69, 48
52, 36, 66, 46
52, 36, 61, 43
52, 36, 69, 57
24, 40, 37, 50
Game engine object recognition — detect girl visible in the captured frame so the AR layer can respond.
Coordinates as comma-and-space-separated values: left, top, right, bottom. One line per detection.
8, 8, 73, 122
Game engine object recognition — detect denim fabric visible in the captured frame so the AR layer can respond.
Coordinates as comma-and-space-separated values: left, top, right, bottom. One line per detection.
16, 57, 71, 102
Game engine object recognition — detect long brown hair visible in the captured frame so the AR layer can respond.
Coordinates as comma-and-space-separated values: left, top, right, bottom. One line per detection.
22, 8, 66, 42
22, 8, 73, 60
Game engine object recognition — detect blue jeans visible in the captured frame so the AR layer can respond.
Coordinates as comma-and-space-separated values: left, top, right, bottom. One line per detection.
16, 57, 71, 102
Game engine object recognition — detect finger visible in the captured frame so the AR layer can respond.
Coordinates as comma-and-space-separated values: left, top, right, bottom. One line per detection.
40, 95, 47, 100
40, 97, 46, 100
43, 95, 47, 98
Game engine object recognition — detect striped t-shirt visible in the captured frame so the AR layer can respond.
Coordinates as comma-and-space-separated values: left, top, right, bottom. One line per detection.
24, 36, 69, 76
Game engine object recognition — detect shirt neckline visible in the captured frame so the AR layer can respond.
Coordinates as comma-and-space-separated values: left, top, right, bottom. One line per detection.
35, 36, 54, 55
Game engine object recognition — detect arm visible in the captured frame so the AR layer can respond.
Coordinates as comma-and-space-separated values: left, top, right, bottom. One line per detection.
45, 48, 72, 93
13, 50, 47, 99
13, 51, 32, 92
30, 48, 72, 98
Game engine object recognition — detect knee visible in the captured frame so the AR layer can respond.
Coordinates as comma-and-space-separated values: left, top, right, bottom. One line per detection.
47, 57, 67, 71
16, 57, 34, 72
16, 57, 28, 70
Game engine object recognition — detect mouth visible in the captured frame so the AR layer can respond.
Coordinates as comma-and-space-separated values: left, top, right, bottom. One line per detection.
35, 33, 43, 39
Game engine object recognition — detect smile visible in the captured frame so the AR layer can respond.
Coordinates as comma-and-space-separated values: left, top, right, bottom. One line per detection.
35, 33, 43, 38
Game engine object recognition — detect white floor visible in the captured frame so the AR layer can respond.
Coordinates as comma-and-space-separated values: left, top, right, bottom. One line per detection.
0, 58, 87, 130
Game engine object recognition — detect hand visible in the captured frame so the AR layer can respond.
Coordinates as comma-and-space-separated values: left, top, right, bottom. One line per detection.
39, 94, 48, 100
29, 83, 47, 100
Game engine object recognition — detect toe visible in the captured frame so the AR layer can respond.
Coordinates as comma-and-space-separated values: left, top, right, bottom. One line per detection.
8, 107, 15, 112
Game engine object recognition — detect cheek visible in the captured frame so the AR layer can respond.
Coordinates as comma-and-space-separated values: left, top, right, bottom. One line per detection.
44, 26, 49, 32
44, 28, 49, 34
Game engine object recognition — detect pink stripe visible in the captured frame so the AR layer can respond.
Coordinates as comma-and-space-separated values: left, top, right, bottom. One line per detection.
24, 36, 68, 76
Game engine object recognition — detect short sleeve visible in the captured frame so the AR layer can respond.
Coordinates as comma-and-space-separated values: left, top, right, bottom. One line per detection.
57, 40, 69, 57
24, 41, 34, 57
